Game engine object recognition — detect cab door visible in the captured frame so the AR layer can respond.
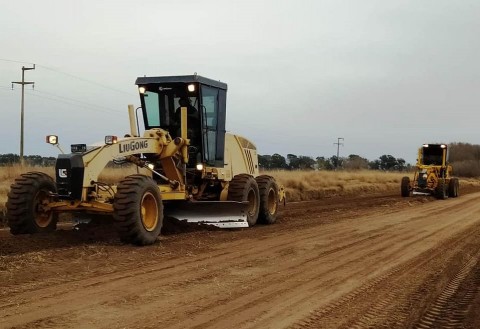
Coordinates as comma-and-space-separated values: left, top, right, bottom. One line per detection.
200, 85, 226, 167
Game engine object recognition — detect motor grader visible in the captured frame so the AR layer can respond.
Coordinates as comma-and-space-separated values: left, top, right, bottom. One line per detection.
401, 143, 459, 199
6, 75, 285, 245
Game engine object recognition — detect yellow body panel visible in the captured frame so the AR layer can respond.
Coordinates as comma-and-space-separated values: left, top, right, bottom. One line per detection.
222, 133, 259, 180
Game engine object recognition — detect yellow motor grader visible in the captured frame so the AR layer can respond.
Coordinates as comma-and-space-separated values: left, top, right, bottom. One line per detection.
401, 143, 459, 199
6, 75, 285, 245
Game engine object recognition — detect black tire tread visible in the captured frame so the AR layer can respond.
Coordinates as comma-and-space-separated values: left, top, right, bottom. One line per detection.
228, 174, 260, 226
436, 178, 448, 200
113, 174, 163, 246
401, 176, 410, 197
6, 172, 58, 234
448, 177, 460, 198
255, 175, 279, 225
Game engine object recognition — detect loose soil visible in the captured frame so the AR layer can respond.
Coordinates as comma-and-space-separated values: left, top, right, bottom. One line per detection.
2, 188, 480, 328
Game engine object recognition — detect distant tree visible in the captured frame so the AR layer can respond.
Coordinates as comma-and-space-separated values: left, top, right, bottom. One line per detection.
344, 154, 369, 170
258, 154, 272, 169
0, 153, 20, 165
369, 159, 381, 170
286, 154, 315, 170
378, 155, 397, 170
316, 156, 332, 170
396, 158, 407, 171
448, 142, 480, 177
0, 154, 56, 167
371, 155, 408, 171
448, 142, 480, 162
297, 156, 316, 170
329, 155, 344, 169
271, 153, 287, 169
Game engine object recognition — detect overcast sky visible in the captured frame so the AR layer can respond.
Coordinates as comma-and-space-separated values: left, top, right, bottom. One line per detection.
1, 0, 479, 163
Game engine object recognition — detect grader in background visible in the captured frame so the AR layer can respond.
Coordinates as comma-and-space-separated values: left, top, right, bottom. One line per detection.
401, 143, 459, 199
6, 75, 285, 245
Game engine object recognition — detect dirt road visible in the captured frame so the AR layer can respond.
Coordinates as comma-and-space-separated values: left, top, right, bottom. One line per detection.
2, 191, 480, 329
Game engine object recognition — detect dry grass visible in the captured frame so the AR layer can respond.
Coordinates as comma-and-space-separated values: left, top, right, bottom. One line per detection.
264, 170, 407, 201
1, 165, 480, 224
265, 170, 480, 202
0, 165, 54, 207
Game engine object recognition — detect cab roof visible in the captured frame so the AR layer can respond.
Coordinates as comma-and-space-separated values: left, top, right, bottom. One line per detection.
135, 75, 227, 90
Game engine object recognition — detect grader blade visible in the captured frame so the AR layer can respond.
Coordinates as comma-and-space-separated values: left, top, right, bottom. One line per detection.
164, 201, 249, 228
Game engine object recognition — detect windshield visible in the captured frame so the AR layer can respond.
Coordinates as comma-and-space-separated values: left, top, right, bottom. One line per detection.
141, 86, 198, 134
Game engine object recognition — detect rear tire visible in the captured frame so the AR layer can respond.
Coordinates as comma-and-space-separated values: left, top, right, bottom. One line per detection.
113, 175, 163, 245
401, 176, 410, 197
255, 175, 279, 224
6, 172, 58, 234
448, 178, 459, 198
228, 174, 260, 226
435, 178, 448, 200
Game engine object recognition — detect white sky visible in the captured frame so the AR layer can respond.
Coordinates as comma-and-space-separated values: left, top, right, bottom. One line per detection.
1, 0, 479, 163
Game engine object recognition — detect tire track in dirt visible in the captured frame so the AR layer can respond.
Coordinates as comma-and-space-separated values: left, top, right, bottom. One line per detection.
289, 222, 480, 329
292, 224, 480, 329
124, 194, 480, 329
2, 192, 480, 329
0, 194, 430, 302
415, 254, 480, 329
183, 219, 468, 329
0, 218, 405, 328
0, 200, 468, 326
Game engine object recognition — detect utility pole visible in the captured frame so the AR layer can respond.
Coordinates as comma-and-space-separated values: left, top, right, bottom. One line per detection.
12, 65, 35, 166
334, 137, 344, 169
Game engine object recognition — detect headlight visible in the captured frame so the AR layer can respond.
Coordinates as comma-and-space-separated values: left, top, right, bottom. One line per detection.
105, 135, 118, 145
46, 135, 58, 145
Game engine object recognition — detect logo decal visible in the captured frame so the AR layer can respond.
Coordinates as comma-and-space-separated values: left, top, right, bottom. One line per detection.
58, 169, 68, 178
118, 140, 149, 154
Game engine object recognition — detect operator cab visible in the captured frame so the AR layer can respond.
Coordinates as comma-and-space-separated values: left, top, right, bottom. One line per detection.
136, 75, 227, 168
420, 144, 447, 166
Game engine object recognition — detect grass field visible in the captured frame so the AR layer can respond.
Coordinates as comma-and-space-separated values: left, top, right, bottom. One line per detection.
1, 166, 479, 215
267, 169, 406, 201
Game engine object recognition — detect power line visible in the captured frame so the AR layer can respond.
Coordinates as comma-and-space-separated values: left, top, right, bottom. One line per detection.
0, 58, 35, 65
1, 58, 136, 96
29, 88, 123, 113
36, 64, 136, 96
4, 82, 126, 114
0, 85, 13, 90
25, 90, 122, 114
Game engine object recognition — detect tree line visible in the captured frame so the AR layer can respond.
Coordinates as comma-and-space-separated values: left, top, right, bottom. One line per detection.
0, 154, 56, 166
448, 142, 480, 177
1, 142, 478, 176
259, 143, 480, 177
258, 153, 409, 171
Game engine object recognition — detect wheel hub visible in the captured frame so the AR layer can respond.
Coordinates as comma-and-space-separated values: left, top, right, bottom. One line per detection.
141, 191, 159, 232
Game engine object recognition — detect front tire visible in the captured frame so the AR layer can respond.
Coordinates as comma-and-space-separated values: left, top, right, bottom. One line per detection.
255, 175, 279, 224
228, 174, 260, 226
401, 176, 410, 197
113, 175, 163, 245
6, 172, 58, 234
435, 178, 448, 200
448, 178, 459, 198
